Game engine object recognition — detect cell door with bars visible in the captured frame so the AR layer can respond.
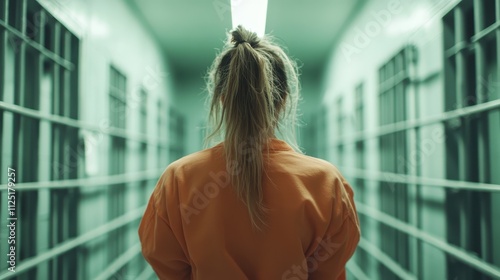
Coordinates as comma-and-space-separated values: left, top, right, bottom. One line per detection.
0, 0, 80, 279
443, 0, 500, 278
377, 46, 415, 280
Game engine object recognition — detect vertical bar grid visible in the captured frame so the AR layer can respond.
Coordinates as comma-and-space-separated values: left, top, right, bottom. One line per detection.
493, 0, 500, 267
108, 65, 127, 277
376, 46, 413, 279
442, 0, 500, 277
336, 97, 343, 166
14, 2, 34, 279
353, 82, 369, 273
168, 108, 186, 162
0, 0, 5, 273
473, 0, 493, 268
157, 99, 163, 167
447, 6, 468, 279
0, 0, 6, 185
0, 0, 80, 278
0, 0, 169, 278
139, 87, 148, 209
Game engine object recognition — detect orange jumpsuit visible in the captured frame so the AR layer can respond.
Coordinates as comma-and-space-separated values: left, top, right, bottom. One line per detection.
138, 138, 360, 280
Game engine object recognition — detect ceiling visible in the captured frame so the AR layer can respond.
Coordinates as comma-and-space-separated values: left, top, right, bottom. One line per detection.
127, 0, 365, 88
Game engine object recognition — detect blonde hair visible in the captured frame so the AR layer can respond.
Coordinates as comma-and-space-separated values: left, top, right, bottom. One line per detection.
205, 25, 301, 230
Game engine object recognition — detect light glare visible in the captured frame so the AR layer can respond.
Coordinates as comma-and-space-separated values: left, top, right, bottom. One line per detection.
231, 0, 268, 37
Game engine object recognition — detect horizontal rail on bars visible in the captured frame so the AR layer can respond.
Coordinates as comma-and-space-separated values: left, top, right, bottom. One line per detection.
0, 206, 145, 279
356, 202, 500, 278
332, 98, 500, 145
471, 21, 500, 43
0, 20, 75, 70
0, 101, 168, 146
444, 41, 470, 58
94, 243, 142, 280
339, 167, 500, 192
357, 238, 417, 280
346, 261, 370, 280
0, 168, 164, 191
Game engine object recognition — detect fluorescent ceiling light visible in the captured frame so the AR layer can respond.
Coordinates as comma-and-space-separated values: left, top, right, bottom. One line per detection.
231, 0, 268, 37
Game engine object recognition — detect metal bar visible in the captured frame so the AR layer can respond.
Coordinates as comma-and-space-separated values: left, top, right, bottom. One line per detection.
474, 0, 493, 265
471, 20, 500, 43
346, 261, 370, 280
63, 30, 71, 118
0, 2, 5, 183
444, 41, 470, 58
356, 203, 500, 278
11, 0, 26, 171
379, 53, 396, 275
53, 20, 61, 114
454, 6, 465, 109
20, 0, 27, 34
332, 98, 500, 145
339, 167, 500, 191
379, 71, 409, 93
474, 0, 486, 102
4, 0, 9, 23
405, 42, 423, 277
0, 19, 74, 70
356, 238, 417, 280
0, 206, 145, 279
497, 0, 500, 90
94, 243, 142, 280
0, 101, 168, 146
0, 168, 164, 191
449, 6, 469, 277
407, 0, 459, 44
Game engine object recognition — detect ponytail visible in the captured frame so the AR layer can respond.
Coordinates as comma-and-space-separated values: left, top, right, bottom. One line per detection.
206, 25, 300, 230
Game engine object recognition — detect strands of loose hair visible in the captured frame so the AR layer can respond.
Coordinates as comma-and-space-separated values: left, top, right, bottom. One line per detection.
204, 25, 302, 231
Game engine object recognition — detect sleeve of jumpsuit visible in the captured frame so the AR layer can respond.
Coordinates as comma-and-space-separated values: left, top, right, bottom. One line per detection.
138, 167, 191, 280
309, 177, 361, 280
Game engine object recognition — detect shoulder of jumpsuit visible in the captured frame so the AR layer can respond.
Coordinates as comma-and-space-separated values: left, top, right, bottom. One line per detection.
155, 144, 225, 193
152, 145, 225, 220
